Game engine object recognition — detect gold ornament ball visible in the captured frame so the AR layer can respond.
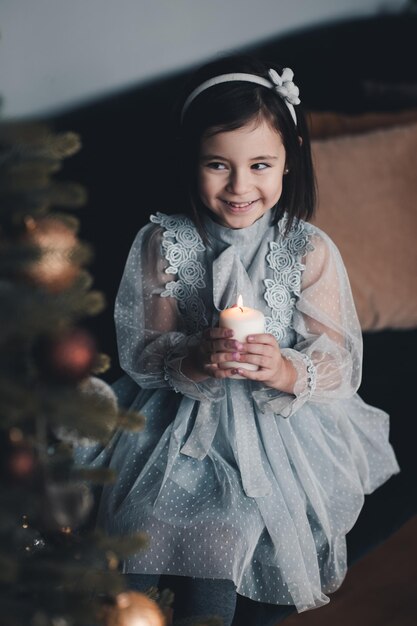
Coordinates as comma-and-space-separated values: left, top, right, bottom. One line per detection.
101, 591, 165, 626
23, 216, 80, 292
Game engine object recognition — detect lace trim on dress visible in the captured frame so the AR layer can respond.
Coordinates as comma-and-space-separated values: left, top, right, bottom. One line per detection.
150, 212, 208, 332
282, 350, 317, 398
299, 353, 317, 394
264, 217, 314, 341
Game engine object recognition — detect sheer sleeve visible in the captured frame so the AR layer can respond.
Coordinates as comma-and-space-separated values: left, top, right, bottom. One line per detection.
253, 228, 362, 417
114, 223, 223, 402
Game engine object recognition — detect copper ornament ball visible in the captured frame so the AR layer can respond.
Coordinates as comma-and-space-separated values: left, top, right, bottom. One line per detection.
23, 216, 81, 292
37, 328, 97, 383
7, 443, 37, 481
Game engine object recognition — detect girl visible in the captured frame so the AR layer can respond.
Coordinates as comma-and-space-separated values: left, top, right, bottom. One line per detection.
78, 55, 399, 624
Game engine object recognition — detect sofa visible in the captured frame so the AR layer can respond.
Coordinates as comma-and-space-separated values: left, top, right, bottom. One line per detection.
51, 12, 417, 625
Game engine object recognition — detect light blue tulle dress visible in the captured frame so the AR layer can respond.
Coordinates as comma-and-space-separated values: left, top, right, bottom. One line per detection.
76, 210, 399, 612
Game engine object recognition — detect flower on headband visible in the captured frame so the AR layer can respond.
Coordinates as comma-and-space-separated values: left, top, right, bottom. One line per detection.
268, 68, 301, 106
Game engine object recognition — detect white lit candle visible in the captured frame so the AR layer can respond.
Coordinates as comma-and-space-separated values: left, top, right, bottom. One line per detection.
219, 295, 265, 373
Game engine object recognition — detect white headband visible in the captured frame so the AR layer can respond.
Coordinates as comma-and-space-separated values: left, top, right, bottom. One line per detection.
181, 67, 301, 125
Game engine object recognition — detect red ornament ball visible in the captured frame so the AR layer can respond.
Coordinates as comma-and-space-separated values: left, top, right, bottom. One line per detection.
7, 444, 37, 480
36, 328, 97, 383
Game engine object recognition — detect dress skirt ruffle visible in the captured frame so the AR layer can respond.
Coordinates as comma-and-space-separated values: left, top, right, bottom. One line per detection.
77, 374, 399, 612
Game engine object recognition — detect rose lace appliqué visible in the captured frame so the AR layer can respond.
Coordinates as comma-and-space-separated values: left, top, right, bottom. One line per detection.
151, 212, 207, 332
264, 217, 314, 341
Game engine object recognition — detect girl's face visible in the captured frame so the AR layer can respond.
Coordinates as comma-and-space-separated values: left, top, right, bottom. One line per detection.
197, 117, 286, 229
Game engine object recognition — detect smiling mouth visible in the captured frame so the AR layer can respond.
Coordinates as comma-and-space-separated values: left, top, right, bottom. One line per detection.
223, 200, 258, 209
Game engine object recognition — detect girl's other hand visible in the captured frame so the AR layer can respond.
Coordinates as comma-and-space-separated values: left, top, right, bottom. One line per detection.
201, 327, 246, 379
181, 327, 241, 381
233, 333, 297, 393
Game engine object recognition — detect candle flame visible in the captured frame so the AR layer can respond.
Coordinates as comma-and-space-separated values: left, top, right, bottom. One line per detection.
237, 295, 243, 308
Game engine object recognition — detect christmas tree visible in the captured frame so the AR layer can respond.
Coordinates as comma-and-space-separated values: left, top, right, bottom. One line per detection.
0, 121, 176, 626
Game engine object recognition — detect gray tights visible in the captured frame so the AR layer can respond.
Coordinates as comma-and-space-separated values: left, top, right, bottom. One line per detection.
125, 573, 237, 626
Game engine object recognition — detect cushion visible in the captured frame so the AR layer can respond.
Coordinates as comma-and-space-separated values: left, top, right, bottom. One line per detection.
311, 123, 417, 331
307, 108, 417, 140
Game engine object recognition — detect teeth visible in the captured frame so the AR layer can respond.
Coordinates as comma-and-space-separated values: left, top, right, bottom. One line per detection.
226, 201, 254, 208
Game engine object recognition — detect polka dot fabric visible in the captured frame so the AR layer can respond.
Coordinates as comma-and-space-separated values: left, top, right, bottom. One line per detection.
76, 211, 399, 613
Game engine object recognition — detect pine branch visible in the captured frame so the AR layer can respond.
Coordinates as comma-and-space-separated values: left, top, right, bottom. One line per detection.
0, 119, 158, 626
0, 183, 87, 218
94, 529, 149, 558
0, 125, 81, 161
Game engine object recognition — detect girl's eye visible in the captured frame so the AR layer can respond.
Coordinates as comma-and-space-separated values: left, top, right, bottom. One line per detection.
207, 162, 227, 170
251, 163, 270, 170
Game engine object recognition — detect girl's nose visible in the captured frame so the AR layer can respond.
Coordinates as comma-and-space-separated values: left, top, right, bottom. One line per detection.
226, 169, 252, 195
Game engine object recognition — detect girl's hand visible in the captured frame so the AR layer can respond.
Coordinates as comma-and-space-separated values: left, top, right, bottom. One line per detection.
202, 327, 246, 379
232, 333, 297, 393
181, 327, 243, 381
